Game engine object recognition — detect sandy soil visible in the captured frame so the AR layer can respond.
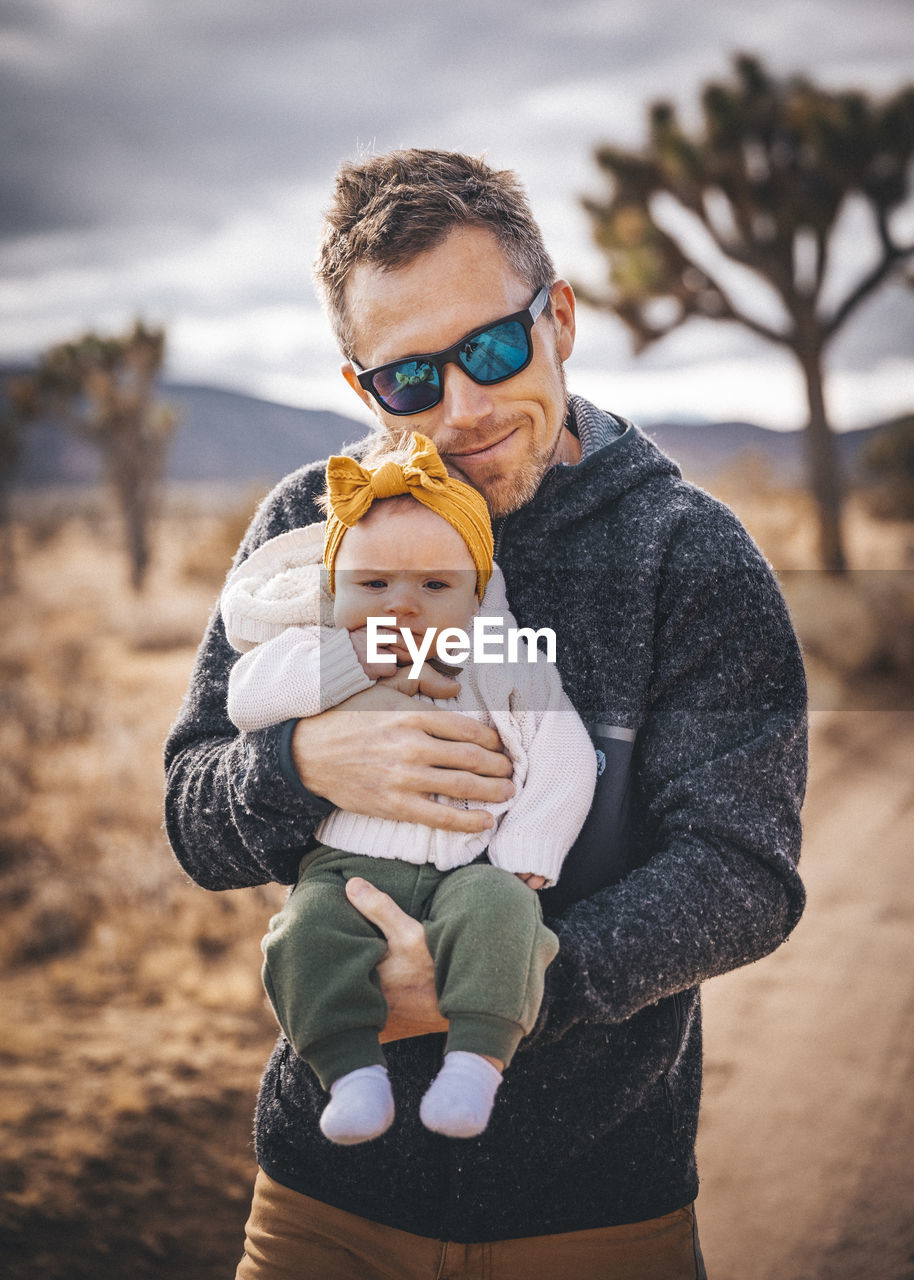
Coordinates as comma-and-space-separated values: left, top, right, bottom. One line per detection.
1, 497, 913, 1278
697, 709, 914, 1280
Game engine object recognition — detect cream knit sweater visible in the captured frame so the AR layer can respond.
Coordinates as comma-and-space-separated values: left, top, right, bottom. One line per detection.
221, 529, 597, 887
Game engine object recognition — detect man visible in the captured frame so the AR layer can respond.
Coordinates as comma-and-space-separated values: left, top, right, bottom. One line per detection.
164, 149, 807, 1279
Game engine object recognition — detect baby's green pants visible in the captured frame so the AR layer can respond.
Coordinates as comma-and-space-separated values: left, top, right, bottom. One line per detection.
261, 845, 559, 1090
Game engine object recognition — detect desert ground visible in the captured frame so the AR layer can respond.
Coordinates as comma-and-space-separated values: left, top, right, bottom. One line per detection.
1, 476, 912, 1279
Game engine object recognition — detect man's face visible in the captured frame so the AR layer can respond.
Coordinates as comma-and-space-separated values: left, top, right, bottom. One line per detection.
341, 226, 579, 517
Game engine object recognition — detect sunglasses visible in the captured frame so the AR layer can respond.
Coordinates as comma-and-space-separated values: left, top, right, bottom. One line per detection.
353, 286, 551, 416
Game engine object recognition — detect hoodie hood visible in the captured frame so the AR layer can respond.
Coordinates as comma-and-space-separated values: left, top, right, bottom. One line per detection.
506, 396, 681, 537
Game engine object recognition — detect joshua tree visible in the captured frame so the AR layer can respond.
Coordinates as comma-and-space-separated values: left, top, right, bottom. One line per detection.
862, 414, 914, 519
20, 321, 176, 591
581, 54, 914, 571
0, 398, 24, 590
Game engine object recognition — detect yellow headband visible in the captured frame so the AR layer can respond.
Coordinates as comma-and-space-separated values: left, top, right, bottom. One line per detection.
322, 434, 493, 598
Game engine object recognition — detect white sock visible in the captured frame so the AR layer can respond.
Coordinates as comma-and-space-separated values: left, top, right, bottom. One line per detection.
419, 1051, 504, 1139
319, 1066, 394, 1145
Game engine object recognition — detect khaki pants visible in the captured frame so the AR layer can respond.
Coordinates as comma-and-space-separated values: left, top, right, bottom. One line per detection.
236, 1169, 708, 1280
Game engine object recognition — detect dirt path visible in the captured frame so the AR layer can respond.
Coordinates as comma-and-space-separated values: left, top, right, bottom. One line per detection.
696, 709, 914, 1280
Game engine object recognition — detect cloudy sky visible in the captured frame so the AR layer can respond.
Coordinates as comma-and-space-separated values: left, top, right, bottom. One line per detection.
2, 0, 913, 432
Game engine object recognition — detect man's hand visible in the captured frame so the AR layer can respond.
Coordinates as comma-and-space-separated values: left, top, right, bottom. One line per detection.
345, 877, 448, 1043
290, 683, 514, 833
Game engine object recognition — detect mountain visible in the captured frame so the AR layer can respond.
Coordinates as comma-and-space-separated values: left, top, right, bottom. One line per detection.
6, 377, 889, 490
12, 383, 369, 488
639, 418, 877, 487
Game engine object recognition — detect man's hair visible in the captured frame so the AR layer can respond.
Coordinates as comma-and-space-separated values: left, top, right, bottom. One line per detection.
314, 148, 557, 362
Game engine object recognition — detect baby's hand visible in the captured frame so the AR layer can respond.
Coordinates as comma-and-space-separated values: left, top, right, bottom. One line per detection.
515, 873, 547, 890
379, 666, 460, 699
348, 628, 460, 698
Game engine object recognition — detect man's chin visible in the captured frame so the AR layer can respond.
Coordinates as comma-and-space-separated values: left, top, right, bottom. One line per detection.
477, 465, 548, 518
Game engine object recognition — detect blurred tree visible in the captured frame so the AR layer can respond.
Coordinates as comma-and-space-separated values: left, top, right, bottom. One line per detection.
16, 321, 177, 591
0, 374, 45, 589
861, 414, 914, 519
581, 54, 914, 572
0, 388, 25, 590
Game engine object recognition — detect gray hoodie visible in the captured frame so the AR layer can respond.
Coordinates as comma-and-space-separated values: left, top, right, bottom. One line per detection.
164, 395, 807, 1241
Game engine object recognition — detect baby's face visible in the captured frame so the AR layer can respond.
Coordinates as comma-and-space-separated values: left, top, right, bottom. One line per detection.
333, 500, 479, 661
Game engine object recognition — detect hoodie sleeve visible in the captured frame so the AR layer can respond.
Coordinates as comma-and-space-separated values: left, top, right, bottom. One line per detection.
164, 469, 337, 889
527, 497, 807, 1048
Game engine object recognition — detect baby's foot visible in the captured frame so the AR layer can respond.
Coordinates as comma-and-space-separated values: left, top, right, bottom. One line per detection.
320, 1066, 394, 1145
419, 1051, 503, 1139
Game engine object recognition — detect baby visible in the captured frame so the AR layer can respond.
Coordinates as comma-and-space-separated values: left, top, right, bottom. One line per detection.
221, 433, 597, 1145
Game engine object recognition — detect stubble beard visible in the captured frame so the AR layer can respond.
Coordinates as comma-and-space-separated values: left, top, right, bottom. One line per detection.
377, 419, 559, 517
460, 388, 570, 518
477, 351, 570, 517
473, 431, 562, 517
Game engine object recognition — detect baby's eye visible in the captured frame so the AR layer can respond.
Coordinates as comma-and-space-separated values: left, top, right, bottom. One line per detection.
360, 578, 388, 590
424, 579, 451, 591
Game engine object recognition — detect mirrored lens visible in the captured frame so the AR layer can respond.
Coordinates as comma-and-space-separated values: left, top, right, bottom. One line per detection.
460, 320, 530, 382
372, 360, 441, 413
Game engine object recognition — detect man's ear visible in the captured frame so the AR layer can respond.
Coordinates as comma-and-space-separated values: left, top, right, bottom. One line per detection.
341, 361, 378, 414
549, 281, 576, 364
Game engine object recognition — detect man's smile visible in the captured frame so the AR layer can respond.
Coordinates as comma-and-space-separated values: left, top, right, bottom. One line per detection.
443, 428, 521, 466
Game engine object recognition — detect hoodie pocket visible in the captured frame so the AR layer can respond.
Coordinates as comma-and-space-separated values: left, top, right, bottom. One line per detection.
662, 989, 691, 1155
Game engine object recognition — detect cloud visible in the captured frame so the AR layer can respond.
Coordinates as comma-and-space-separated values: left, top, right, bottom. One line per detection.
573, 352, 914, 431
1, 0, 912, 427
5, 0, 904, 238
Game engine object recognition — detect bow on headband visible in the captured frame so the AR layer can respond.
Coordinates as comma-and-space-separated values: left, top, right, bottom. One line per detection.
322, 433, 493, 598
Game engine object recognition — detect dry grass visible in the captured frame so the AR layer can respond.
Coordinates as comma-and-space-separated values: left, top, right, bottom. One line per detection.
710, 456, 914, 572
706, 461, 914, 708
1, 499, 284, 1279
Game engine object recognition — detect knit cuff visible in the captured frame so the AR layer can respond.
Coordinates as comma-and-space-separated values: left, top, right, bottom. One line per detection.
238, 721, 330, 814
486, 840, 565, 889
318, 628, 374, 708
277, 719, 310, 800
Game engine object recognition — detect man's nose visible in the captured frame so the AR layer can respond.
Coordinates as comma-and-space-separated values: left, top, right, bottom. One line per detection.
439, 364, 495, 432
